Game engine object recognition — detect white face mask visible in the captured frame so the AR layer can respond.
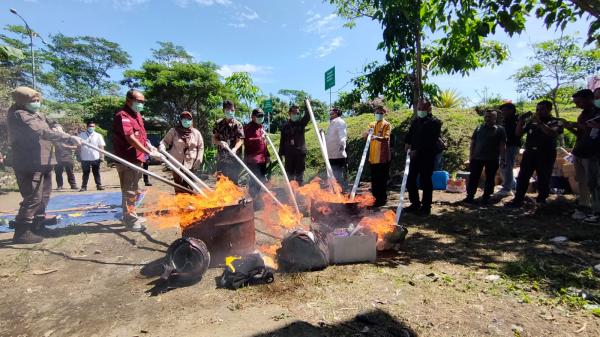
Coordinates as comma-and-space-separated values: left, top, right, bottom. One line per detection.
417, 110, 428, 118
375, 113, 384, 121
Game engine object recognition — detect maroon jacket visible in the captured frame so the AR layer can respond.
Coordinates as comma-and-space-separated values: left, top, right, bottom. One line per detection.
243, 122, 269, 164
112, 105, 148, 164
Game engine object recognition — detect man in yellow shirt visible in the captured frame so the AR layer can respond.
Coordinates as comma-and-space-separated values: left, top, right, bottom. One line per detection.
363, 105, 392, 207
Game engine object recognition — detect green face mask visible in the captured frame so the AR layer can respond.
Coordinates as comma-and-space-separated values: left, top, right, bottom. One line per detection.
26, 101, 41, 113
594, 99, 600, 108
291, 114, 301, 122
375, 113, 383, 121
224, 110, 235, 119
131, 102, 144, 113
417, 110, 428, 118
256, 117, 265, 124
181, 119, 192, 128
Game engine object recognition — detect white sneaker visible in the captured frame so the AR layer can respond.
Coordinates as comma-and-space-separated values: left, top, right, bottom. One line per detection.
583, 214, 599, 224
123, 217, 147, 232
572, 209, 587, 220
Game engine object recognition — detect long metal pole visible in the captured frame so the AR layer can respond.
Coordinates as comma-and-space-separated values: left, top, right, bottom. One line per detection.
79, 142, 195, 194
159, 149, 212, 192
220, 141, 285, 208
159, 153, 206, 197
305, 99, 335, 181
30, 32, 35, 90
263, 133, 300, 215
394, 150, 412, 224
350, 128, 373, 200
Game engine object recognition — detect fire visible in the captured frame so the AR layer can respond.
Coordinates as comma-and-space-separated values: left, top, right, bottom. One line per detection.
294, 177, 375, 208
358, 210, 397, 238
258, 243, 280, 256
260, 194, 304, 237
146, 175, 245, 229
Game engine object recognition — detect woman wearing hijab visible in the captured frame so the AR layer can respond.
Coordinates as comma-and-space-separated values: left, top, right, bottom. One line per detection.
7, 86, 81, 243
159, 111, 204, 194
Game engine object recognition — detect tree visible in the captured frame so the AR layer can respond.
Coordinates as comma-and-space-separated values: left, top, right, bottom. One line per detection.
151, 41, 193, 65
0, 24, 45, 88
123, 61, 229, 146
278, 89, 329, 121
224, 72, 262, 121
512, 34, 600, 116
43, 33, 131, 102
329, 0, 598, 112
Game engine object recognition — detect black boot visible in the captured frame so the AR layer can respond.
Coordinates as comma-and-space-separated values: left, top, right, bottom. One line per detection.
13, 223, 44, 244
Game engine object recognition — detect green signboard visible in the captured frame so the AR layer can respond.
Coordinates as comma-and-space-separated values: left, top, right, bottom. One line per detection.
263, 99, 273, 113
325, 66, 335, 90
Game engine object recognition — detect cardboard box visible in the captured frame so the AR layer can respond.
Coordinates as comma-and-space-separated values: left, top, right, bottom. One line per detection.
328, 232, 376, 264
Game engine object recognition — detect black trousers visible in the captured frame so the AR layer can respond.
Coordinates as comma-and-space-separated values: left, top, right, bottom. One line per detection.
329, 158, 348, 192
15, 168, 52, 224
515, 149, 556, 203
467, 159, 499, 199
217, 159, 241, 185
246, 162, 268, 199
54, 161, 76, 188
407, 154, 435, 210
81, 160, 102, 188
370, 162, 391, 205
284, 153, 306, 185
143, 162, 150, 184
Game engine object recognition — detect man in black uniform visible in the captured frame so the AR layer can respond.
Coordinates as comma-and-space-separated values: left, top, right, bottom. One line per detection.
279, 105, 311, 185
507, 100, 563, 207
404, 100, 443, 216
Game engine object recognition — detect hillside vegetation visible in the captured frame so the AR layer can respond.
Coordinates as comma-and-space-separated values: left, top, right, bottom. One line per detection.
273, 105, 582, 182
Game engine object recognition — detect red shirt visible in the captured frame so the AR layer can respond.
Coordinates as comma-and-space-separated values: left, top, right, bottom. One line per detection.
112, 106, 147, 163
243, 122, 269, 164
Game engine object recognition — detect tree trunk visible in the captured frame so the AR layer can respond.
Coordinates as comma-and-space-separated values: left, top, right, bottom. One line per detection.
413, 7, 423, 115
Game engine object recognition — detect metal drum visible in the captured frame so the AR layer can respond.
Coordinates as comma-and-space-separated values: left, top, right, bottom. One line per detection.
182, 199, 255, 267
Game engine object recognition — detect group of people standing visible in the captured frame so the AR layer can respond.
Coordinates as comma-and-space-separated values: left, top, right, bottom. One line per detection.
49, 121, 106, 192
7, 83, 599, 244
462, 88, 600, 223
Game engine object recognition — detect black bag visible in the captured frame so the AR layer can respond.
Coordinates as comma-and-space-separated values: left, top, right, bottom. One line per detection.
277, 230, 329, 272
147, 237, 210, 295
217, 253, 274, 290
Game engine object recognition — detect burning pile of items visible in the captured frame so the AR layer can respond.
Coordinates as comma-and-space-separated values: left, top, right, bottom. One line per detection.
142, 100, 407, 293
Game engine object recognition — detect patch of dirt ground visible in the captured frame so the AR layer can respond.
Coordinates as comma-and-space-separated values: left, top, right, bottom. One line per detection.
0, 166, 599, 337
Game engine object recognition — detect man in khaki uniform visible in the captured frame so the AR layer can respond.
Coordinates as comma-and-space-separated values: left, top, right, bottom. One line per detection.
7, 87, 81, 244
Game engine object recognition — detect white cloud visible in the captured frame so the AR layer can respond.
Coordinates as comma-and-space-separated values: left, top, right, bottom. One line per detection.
240, 6, 259, 20
228, 22, 246, 28
316, 36, 343, 58
217, 64, 273, 78
175, 0, 231, 7
113, 0, 149, 7
304, 13, 339, 35
300, 36, 344, 59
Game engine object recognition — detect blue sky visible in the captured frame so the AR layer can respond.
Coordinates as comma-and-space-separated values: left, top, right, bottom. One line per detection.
2, 0, 595, 105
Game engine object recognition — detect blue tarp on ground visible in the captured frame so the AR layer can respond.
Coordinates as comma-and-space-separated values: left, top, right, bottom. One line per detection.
0, 191, 145, 233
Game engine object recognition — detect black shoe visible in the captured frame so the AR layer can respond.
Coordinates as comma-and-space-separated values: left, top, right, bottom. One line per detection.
144, 182, 152, 186
417, 208, 431, 216
56, 186, 64, 191
79, 187, 87, 192
404, 205, 420, 213
480, 196, 491, 204
70, 185, 79, 190
97, 185, 105, 191
462, 197, 476, 204
505, 200, 523, 208
13, 224, 44, 244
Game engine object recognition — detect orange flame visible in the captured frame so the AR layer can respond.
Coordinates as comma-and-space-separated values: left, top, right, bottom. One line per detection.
260, 194, 304, 237
294, 177, 375, 208
258, 243, 280, 257
146, 175, 245, 229
358, 210, 397, 238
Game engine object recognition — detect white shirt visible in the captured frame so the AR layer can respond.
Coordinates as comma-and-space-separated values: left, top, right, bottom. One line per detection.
79, 131, 106, 161
325, 116, 347, 159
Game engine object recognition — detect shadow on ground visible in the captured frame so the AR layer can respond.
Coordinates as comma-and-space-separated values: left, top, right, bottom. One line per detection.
378, 196, 600, 300
251, 309, 416, 337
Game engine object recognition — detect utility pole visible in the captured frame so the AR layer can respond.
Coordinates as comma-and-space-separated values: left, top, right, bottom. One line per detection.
10, 8, 46, 90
